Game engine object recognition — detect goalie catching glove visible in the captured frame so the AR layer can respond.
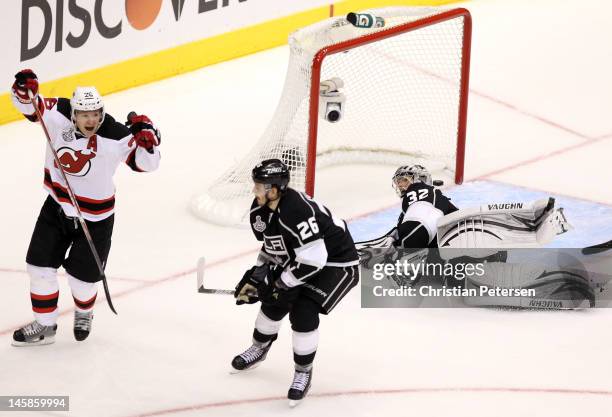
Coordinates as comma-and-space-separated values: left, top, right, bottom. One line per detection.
127, 114, 161, 153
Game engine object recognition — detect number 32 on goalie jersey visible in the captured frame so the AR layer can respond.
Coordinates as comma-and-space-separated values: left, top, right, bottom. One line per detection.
404, 188, 429, 205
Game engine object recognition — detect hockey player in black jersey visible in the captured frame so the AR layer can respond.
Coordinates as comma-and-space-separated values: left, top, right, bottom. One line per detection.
392, 164, 458, 248
10, 69, 161, 347
355, 165, 460, 293
232, 159, 360, 407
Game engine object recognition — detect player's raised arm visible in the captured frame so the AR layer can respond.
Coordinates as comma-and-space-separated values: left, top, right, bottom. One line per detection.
11, 69, 67, 127
123, 113, 161, 172
11, 69, 42, 120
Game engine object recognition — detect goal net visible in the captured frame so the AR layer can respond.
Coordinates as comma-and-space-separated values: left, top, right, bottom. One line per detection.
192, 7, 472, 226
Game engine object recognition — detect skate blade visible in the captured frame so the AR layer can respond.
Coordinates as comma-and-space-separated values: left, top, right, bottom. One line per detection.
11, 336, 55, 347
288, 385, 310, 407
229, 361, 263, 374
288, 399, 303, 408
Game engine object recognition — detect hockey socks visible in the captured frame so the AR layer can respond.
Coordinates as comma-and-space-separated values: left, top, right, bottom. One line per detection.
27, 264, 60, 326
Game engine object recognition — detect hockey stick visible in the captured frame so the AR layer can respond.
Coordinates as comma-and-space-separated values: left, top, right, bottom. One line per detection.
29, 92, 118, 314
196, 251, 284, 295
582, 239, 612, 255
196, 257, 234, 295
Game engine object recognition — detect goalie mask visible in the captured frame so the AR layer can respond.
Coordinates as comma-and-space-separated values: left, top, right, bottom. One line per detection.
252, 159, 290, 192
70, 86, 105, 131
392, 164, 432, 197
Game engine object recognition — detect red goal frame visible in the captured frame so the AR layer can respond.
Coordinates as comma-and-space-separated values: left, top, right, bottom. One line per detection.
305, 8, 472, 196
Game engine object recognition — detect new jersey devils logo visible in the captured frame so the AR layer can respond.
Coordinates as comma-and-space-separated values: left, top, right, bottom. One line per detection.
54, 147, 96, 176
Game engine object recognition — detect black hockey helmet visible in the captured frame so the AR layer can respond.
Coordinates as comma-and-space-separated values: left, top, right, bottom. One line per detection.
252, 159, 290, 192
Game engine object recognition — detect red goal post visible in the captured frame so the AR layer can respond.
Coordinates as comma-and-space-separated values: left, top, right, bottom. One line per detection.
306, 8, 472, 196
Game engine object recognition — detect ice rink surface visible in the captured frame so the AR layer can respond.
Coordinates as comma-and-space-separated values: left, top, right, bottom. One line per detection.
1, 0, 612, 415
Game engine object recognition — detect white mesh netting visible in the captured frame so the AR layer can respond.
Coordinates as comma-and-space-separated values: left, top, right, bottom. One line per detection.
192, 7, 469, 226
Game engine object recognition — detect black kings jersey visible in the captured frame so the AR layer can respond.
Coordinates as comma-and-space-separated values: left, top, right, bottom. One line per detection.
250, 188, 359, 288
396, 182, 458, 248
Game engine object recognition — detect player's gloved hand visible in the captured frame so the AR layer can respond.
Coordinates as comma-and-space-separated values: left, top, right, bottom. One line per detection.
357, 248, 372, 267
234, 264, 272, 305
12, 69, 39, 104
127, 114, 161, 152
360, 246, 395, 269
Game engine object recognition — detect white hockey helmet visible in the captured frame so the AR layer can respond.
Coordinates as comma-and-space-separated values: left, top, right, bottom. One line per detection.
70, 86, 105, 127
392, 164, 432, 196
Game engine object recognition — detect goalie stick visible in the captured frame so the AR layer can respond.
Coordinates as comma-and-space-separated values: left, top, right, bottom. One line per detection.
28, 91, 118, 314
582, 239, 612, 255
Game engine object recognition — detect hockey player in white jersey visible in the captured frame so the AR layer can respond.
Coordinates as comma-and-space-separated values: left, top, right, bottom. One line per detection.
10, 69, 161, 346
232, 159, 360, 407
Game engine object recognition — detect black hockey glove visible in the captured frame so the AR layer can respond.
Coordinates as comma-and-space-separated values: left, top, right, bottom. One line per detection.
234, 264, 273, 305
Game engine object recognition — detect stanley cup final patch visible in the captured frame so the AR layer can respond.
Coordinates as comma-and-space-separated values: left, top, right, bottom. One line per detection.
62, 126, 75, 142
253, 215, 266, 232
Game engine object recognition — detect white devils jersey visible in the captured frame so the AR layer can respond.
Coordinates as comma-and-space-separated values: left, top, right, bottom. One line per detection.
12, 95, 160, 221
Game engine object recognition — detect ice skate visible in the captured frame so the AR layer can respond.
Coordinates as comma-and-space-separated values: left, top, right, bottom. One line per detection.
230, 341, 273, 373
12, 320, 57, 347
288, 366, 312, 407
74, 310, 93, 341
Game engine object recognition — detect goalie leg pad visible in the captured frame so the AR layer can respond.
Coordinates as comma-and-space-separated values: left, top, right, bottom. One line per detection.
437, 198, 572, 248
465, 261, 595, 309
